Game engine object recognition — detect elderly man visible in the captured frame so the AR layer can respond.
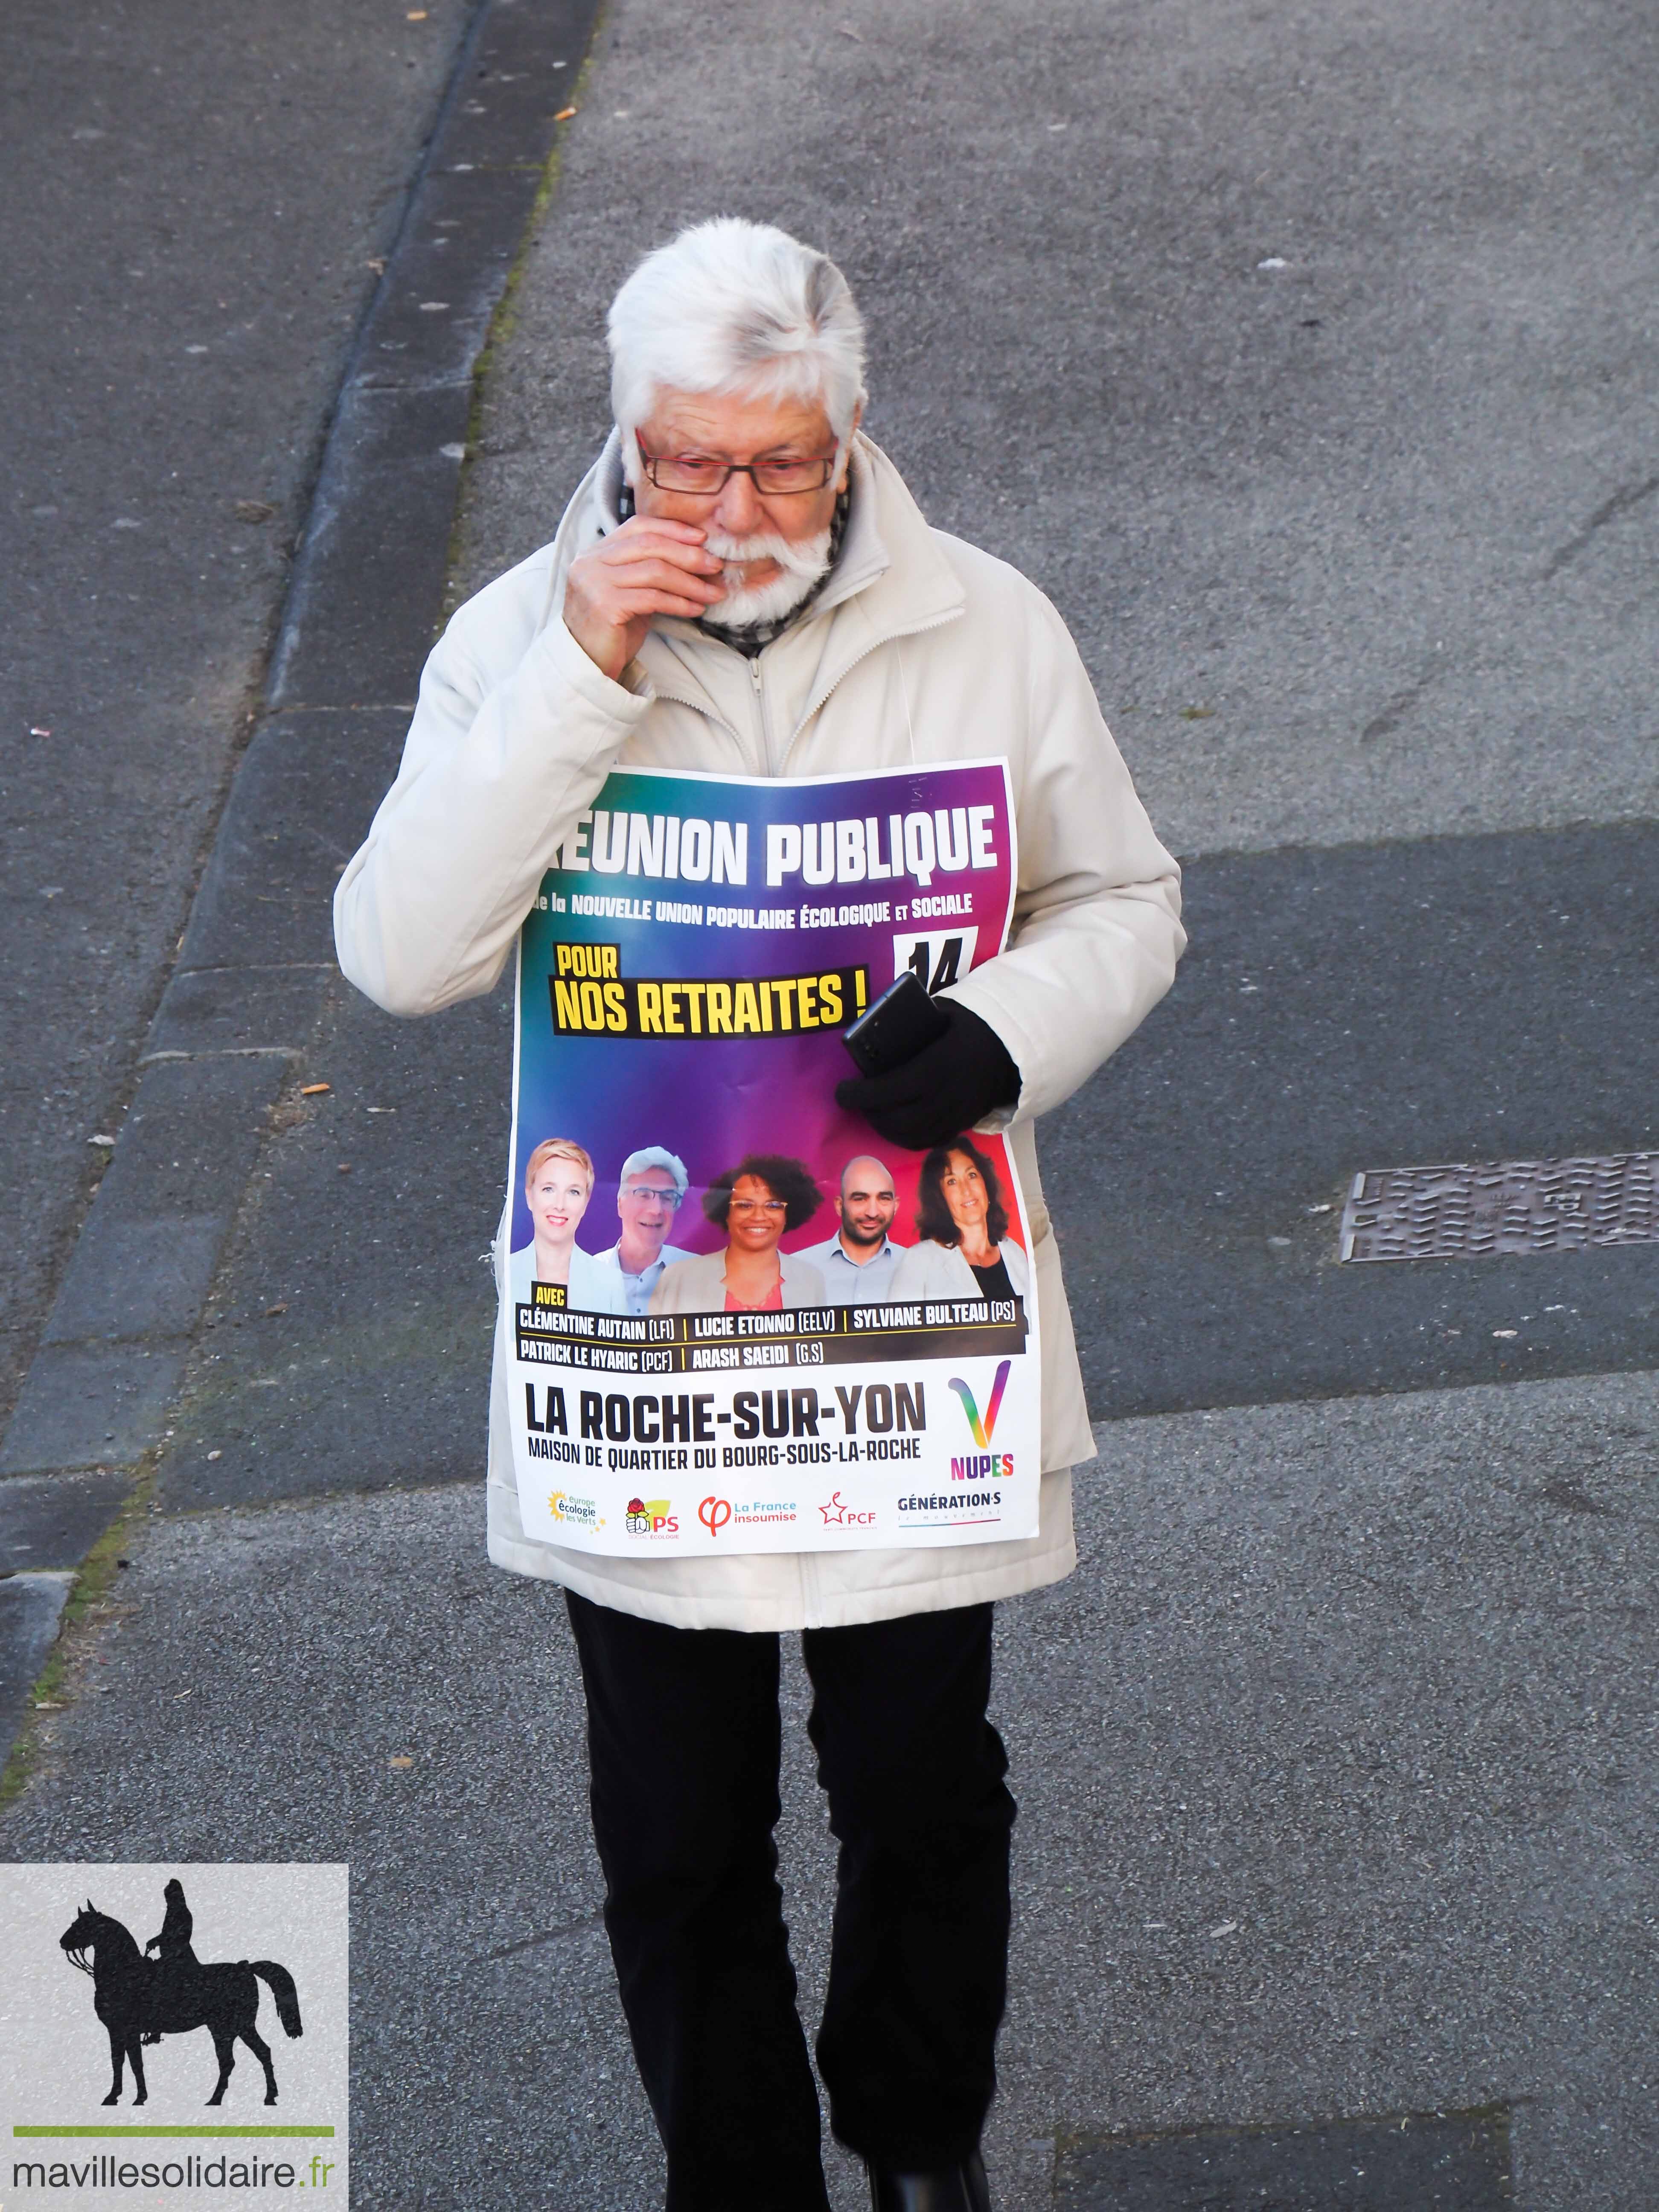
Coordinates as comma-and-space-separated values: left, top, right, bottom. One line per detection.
335, 218, 1183, 2212
589, 1144, 696, 1316
799, 1153, 908, 1304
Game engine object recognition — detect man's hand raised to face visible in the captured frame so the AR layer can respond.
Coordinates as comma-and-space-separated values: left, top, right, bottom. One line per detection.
563, 517, 728, 681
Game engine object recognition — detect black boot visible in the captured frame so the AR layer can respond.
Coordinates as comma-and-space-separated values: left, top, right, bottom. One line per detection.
867, 2148, 990, 2212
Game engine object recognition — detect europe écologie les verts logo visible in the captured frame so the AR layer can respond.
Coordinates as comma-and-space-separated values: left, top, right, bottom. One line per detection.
545, 1488, 602, 1531
2, 1863, 348, 2209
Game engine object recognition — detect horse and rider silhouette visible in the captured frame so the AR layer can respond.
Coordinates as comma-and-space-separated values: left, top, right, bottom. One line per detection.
59, 1880, 302, 2107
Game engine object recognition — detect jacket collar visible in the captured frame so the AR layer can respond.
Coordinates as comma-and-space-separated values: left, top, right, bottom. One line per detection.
539, 430, 966, 739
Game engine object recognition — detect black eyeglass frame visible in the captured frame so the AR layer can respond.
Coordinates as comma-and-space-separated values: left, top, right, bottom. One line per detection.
635, 443, 840, 496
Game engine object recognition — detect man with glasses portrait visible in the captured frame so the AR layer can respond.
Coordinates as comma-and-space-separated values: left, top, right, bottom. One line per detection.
589, 1145, 696, 1316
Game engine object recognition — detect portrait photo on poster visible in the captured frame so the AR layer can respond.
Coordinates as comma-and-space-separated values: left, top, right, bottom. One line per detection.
498, 758, 1042, 1557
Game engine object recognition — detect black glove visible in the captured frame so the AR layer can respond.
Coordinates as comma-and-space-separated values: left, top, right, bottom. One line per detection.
835, 1001, 1020, 1151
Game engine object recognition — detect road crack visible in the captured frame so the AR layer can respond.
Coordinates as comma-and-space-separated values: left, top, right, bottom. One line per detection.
1540, 472, 1659, 581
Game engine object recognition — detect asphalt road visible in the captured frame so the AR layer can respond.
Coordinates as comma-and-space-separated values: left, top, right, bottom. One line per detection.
6, 1375, 1653, 2207
4, 0, 1657, 2206
1050, 821, 1659, 1417
451, 0, 1659, 859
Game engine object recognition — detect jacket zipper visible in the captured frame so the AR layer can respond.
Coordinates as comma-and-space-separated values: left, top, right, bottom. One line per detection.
642, 605, 962, 776
625, 605, 967, 1622
749, 656, 768, 774
783, 607, 960, 771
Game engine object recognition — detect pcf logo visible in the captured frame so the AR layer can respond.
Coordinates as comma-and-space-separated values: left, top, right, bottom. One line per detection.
818, 1491, 876, 1527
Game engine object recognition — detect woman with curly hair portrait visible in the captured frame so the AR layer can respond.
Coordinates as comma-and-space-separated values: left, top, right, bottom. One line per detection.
891, 1136, 1030, 1304
649, 1153, 828, 1314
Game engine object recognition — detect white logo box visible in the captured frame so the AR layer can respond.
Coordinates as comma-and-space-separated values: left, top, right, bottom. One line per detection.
0, 1864, 348, 2211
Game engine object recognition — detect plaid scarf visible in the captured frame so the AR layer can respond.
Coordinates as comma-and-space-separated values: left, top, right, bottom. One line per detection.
615, 484, 853, 659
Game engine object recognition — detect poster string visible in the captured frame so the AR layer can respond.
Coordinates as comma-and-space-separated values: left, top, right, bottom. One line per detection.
897, 640, 917, 766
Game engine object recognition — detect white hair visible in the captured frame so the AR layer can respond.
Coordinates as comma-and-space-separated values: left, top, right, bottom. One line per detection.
618, 1146, 689, 1196
608, 218, 867, 481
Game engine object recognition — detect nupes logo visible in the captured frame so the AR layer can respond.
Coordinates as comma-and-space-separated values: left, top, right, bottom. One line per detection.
949, 1359, 1011, 1448
625, 1496, 678, 1536
949, 1359, 1016, 1480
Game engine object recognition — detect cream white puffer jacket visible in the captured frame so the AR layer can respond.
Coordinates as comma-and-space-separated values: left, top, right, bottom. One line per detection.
334, 434, 1184, 1630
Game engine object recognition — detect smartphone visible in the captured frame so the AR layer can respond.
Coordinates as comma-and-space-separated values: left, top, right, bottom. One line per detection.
842, 970, 951, 1079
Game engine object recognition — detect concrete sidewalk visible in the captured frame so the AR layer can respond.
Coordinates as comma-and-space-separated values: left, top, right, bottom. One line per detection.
0, 0, 484, 1716
3, 1374, 1652, 2206
1, 0, 477, 1432
0, 0, 603, 1705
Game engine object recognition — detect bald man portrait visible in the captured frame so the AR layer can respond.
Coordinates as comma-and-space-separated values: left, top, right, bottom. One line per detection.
799, 1154, 908, 1304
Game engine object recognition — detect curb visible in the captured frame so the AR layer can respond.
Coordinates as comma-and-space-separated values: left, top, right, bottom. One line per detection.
0, 0, 604, 1705
0, 1575, 79, 1766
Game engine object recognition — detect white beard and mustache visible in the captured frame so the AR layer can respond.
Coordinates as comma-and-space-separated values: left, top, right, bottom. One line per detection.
700, 524, 834, 627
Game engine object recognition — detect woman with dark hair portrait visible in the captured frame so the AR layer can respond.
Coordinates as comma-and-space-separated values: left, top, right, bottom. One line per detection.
650, 1153, 827, 1314
891, 1136, 1030, 1303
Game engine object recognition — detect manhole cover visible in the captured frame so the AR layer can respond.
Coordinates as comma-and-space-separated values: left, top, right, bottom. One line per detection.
1339, 1153, 1658, 1262
1055, 2105, 1513, 2209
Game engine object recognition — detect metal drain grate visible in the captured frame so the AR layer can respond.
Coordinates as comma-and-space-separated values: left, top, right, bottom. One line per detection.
1340, 1153, 1658, 1262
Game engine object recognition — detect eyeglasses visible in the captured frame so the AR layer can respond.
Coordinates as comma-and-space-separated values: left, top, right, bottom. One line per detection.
637, 445, 839, 497
728, 1198, 788, 1216
620, 1183, 683, 1206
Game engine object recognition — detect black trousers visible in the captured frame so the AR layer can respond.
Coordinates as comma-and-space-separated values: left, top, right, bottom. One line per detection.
565, 1591, 1015, 2212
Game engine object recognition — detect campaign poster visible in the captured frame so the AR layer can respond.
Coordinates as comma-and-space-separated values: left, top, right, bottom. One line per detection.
501, 759, 1041, 1556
